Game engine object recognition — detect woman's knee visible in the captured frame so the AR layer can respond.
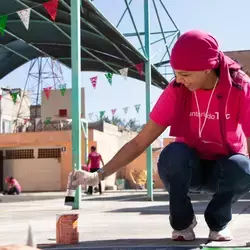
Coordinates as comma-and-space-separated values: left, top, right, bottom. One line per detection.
218, 154, 250, 191
157, 142, 197, 178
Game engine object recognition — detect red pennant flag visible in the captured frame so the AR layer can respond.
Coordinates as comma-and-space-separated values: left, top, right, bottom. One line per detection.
111, 109, 116, 116
135, 63, 143, 76
43, 0, 59, 21
43, 86, 52, 100
0, 95, 2, 100
90, 76, 98, 89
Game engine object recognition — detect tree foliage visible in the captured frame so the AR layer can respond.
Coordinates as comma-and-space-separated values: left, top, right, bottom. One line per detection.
99, 115, 143, 132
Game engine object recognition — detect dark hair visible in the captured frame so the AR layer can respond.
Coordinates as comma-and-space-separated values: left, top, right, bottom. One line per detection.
9, 177, 13, 181
91, 146, 96, 151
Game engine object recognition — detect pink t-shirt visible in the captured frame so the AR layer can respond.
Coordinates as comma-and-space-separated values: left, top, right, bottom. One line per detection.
10, 179, 21, 192
150, 80, 250, 160
88, 152, 102, 169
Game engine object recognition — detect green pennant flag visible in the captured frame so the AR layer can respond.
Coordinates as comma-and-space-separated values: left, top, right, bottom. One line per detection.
0, 15, 8, 36
11, 92, 18, 104
105, 72, 113, 85
99, 111, 105, 119
45, 117, 52, 125
59, 84, 66, 96
135, 104, 141, 113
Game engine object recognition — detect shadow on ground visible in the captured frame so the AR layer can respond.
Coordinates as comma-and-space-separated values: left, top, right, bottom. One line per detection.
105, 200, 250, 215
82, 192, 250, 203
82, 192, 212, 202
40, 237, 208, 249
82, 192, 250, 215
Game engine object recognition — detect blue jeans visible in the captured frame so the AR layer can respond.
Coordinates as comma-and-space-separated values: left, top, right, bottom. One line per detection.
157, 142, 250, 231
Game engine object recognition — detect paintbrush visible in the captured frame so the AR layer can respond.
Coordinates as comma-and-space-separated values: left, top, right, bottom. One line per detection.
64, 167, 77, 206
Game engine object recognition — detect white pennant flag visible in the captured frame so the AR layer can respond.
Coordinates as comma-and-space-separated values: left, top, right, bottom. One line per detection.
119, 68, 128, 80
17, 8, 31, 30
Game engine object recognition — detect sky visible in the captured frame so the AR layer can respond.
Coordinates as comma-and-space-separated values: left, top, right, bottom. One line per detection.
0, 0, 250, 138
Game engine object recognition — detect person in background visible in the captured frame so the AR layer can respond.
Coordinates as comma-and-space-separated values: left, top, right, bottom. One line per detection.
3, 176, 22, 195
70, 30, 250, 242
86, 146, 104, 195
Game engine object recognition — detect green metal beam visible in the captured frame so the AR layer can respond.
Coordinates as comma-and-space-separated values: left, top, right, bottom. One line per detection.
124, 0, 146, 56
144, 0, 153, 201
71, 0, 82, 210
123, 30, 177, 37
60, 0, 135, 68
17, 0, 118, 74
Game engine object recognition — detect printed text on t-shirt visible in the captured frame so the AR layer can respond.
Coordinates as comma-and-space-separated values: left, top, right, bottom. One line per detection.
189, 111, 230, 120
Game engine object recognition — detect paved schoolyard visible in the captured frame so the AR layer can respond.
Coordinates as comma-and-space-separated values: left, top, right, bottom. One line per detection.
0, 191, 250, 249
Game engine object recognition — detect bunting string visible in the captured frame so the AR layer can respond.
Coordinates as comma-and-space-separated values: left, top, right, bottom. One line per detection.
89, 62, 144, 89
0, 0, 146, 82
87, 100, 157, 121
0, 0, 59, 36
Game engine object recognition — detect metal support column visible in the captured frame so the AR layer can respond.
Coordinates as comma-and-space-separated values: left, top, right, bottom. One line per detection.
144, 0, 153, 201
71, 0, 82, 209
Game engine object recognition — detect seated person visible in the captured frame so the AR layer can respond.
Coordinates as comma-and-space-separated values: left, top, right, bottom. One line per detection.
3, 176, 22, 195
130, 169, 147, 189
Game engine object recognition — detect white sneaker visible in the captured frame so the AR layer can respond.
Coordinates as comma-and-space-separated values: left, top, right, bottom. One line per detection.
172, 217, 197, 241
209, 227, 232, 241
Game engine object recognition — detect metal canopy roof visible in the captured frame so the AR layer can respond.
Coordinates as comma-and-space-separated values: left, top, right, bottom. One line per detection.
0, 0, 169, 89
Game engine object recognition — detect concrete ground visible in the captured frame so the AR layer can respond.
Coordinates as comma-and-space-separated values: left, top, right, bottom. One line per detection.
0, 190, 250, 249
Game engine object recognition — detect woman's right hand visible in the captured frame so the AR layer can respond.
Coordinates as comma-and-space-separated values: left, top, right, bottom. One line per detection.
70, 170, 100, 188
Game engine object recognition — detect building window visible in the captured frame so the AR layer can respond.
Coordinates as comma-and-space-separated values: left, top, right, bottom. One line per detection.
59, 109, 67, 117
38, 148, 61, 158
2, 119, 11, 134
6, 149, 34, 159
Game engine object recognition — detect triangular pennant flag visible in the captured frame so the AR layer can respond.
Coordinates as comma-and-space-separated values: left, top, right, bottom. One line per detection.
111, 109, 116, 116
135, 63, 143, 76
90, 76, 98, 89
43, 86, 52, 100
99, 111, 105, 119
59, 84, 66, 96
123, 107, 129, 114
134, 104, 141, 113
0, 94, 2, 100
105, 73, 113, 85
44, 117, 52, 125
43, 0, 59, 21
0, 15, 8, 36
17, 8, 31, 30
11, 92, 18, 104
119, 68, 128, 80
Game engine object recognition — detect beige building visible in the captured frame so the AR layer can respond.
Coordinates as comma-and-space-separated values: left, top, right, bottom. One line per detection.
41, 88, 85, 121
0, 89, 31, 134
0, 86, 168, 192
89, 121, 162, 190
